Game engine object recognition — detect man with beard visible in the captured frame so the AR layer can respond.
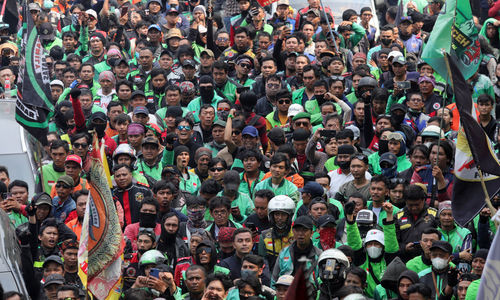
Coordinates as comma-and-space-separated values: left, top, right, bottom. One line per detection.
65, 189, 88, 241
123, 230, 157, 290
157, 212, 190, 268
145, 68, 168, 112
124, 197, 162, 250
258, 195, 295, 271
113, 164, 153, 228
256, 75, 282, 117
83, 32, 106, 65
187, 76, 223, 123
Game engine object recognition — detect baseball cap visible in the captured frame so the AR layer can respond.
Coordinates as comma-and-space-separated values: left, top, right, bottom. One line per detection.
421, 125, 444, 138
133, 106, 149, 115
299, 181, 324, 197
28, 3, 41, 11
319, 50, 336, 58
267, 127, 285, 144
223, 170, 240, 192
388, 51, 403, 61
33, 192, 53, 207
400, 16, 413, 23
390, 103, 407, 113
148, 24, 161, 32
44, 274, 65, 288
166, 28, 182, 39
114, 58, 129, 67
57, 175, 74, 187
430, 240, 453, 254
131, 90, 146, 99
182, 59, 196, 68
50, 80, 64, 88
65, 154, 83, 168
242, 126, 258, 137
43, 255, 63, 268
142, 136, 159, 147
213, 119, 226, 128
318, 214, 337, 227
293, 215, 314, 229
345, 125, 360, 140
276, 275, 294, 286
39, 23, 55, 41
379, 152, 397, 166
276, 0, 289, 5
201, 49, 215, 58
86, 9, 98, 20
287, 104, 304, 117
392, 55, 407, 65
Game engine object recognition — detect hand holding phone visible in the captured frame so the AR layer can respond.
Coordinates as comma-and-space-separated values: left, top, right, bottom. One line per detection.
149, 268, 160, 278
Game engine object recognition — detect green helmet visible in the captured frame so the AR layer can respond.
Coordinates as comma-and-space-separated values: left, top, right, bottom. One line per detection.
139, 250, 166, 267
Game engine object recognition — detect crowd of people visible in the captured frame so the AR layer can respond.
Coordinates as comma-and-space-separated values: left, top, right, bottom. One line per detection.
0, 0, 498, 299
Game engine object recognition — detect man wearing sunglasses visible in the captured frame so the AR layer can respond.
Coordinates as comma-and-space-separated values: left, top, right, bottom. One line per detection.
234, 55, 256, 88
265, 89, 292, 131
51, 175, 75, 222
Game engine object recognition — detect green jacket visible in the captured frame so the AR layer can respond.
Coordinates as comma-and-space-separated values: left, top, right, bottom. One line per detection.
368, 151, 412, 175
187, 94, 224, 123
179, 171, 201, 195
136, 159, 164, 181
254, 177, 300, 204
324, 156, 339, 172
215, 80, 238, 103
238, 171, 265, 200
36, 163, 65, 193
339, 22, 366, 49
366, 201, 400, 227
438, 225, 472, 255
217, 190, 254, 223
406, 255, 431, 274
292, 87, 307, 105
479, 18, 500, 46
346, 218, 399, 297
464, 279, 480, 300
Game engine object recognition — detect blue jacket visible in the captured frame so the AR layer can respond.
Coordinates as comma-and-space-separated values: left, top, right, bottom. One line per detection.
52, 196, 76, 222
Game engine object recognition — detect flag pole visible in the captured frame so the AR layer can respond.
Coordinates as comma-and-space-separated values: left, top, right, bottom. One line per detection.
0, 0, 8, 23
317, 1, 339, 53
478, 169, 498, 224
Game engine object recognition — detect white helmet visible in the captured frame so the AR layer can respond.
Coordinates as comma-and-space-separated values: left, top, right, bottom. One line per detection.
317, 248, 350, 281
113, 144, 136, 161
364, 229, 384, 247
267, 195, 296, 219
139, 250, 166, 267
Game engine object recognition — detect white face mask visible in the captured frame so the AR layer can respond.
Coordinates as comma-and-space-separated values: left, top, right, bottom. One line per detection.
366, 246, 383, 259
431, 257, 449, 270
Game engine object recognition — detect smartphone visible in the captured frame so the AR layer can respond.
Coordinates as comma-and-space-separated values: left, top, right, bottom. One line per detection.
246, 222, 257, 232
236, 86, 250, 94
284, 21, 293, 31
149, 268, 160, 278
320, 130, 337, 139
121, 6, 128, 16
396, 81, 411, 90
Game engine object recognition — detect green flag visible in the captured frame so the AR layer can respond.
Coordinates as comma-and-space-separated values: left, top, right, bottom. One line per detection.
421, 0, 481, 82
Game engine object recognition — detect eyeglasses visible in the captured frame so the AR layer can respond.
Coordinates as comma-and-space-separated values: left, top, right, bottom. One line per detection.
56, 183, 71, 189
278, 99, 291, 104
178, 125, 191, 131
218, 107, 230, 111
232, 130, 241, 135
330, 75, 345, 82
196, 246, 212, 254
239, 63, 252, 69
295, 121, 309, 126
266, 83, 280, 88
73, 142, 88, 149
210, 167, 225, 172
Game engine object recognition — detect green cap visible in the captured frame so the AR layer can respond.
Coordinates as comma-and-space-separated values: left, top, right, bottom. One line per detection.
292, 112, 311, 121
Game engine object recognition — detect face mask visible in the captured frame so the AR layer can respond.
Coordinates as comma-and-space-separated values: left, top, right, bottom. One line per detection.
366, 246, 383, 259
139, 212, 157, 228
319, 227, 337, 250
337, 160, 350, 171
431, 257, 449, 270
94, 123, 107, 138
241, 269, 258, 280
315, 94, 325, 105
217, 110, 229, 121
199, 86, 214, 103
391, 114, 404, 125
187, 209, 205, 223
108, 57, 119, 66
381, 38, 392, 46
381, 165, 397, 178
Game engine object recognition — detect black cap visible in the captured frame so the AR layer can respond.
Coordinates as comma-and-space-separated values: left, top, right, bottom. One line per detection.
299, 181, 324, 198
379, 152, 397, 166
113, 58, 129, 67
293, 215, 314, 229
430, 240, 452, 254
318, 214, 337, 227
390, 103, 407, 113
131, 90, 146, 99
43, 274, 65, 288
267, 127, 286, 144
43, 255, 64, 268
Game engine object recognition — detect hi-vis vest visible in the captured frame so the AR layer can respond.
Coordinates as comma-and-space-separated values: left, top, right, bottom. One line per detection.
261, 228, 294, 258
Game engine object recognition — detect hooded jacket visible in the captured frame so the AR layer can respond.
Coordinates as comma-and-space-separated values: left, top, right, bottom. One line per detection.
373, 257, 407, 300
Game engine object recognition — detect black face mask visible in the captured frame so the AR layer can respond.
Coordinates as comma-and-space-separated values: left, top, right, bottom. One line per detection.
108, 58, 119, 67
337, 160, 350, 171
315, 94, 326, 106
199, 86, 214, 103
94, 123, 107, 138
381, 38, 392, 46
391, 114, 405, 126
217, 110, 229, 121
139, 212, 157, 228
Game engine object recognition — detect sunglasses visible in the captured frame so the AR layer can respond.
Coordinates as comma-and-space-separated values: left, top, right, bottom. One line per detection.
139, 227, 155, 233
218, 107, 230, 111
278, 99, 291, 104
73, 142, 88, 149
390, 178, 406, 185
232, 130, 241, 135
56, 183, 71, 189
178, 125, 191, 131
295, 121, 309, 126
267, 83, 280, 88
210, 167, 225, 172
239, 63, 252, 69
196, 246, 212, 254
331, 75, 345, 82
217, 37, 228, 42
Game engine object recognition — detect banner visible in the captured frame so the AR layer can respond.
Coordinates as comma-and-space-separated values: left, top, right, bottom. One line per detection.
78, 135, 124, 299
421, 0, 481, 83
476, 228, 500, 298
448, 54, 500, 226
14, 6, 53, 146
1, 0, 19, 34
